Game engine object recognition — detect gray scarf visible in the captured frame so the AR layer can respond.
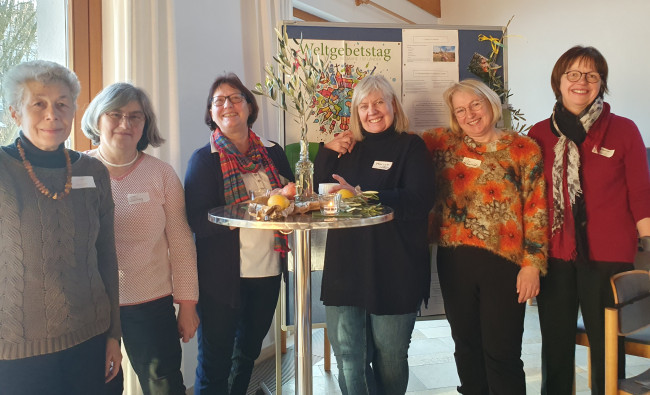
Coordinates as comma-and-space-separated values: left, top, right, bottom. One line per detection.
549, 97, 603, 234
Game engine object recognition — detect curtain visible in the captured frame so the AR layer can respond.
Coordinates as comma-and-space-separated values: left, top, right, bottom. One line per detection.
241, 0, 292, 144
102, 0, 181, 173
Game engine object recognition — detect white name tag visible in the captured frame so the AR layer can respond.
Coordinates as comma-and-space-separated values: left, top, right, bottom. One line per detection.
462, 157, 482, 168
127, 192, 150, 205
592, 146, 615, 158
372, 161, 393, 170
71, 176, 96, 189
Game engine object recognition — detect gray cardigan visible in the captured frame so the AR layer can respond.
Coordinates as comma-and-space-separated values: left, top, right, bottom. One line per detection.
0, 149, 120, 360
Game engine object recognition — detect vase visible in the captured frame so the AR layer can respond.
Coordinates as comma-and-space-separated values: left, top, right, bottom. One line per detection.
294, 138, 314, 202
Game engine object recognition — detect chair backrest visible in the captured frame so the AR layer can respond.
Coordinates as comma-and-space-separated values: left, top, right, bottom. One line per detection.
610, 270, 650, 336
285, 142, 320, 174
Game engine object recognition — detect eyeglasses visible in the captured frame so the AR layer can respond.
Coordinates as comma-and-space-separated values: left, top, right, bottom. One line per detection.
212, 93, 246, 107
105, 111, 146, 126
453, 100, 484, 119
564, 70, 601, 83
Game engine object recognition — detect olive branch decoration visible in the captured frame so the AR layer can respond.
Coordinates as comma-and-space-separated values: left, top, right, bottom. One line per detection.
253, 28, 327, 142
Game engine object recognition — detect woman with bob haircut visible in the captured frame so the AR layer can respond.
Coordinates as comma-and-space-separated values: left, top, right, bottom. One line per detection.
314, 74, 436, 394
422, 78, 548, 394
0, 60, 122, 394
82, 82, 199, 395
184, 73, 293, 394
528, 46, 650, 395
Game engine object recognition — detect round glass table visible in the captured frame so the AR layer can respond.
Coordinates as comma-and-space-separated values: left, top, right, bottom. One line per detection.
208, 203, 393, 395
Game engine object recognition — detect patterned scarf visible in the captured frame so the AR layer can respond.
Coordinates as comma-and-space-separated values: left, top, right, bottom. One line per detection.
549, 97, 603, 234
211, 128, 289, 255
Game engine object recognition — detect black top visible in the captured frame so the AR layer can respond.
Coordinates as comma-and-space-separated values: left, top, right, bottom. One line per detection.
2, 132, 81, 166
314, 127, 436, 315
184, 141, 293, 308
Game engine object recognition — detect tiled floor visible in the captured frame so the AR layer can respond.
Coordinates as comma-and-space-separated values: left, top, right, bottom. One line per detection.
276, 305, 650, 395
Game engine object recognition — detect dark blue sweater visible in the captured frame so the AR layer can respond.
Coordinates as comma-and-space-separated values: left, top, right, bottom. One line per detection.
184, 141, 293, 308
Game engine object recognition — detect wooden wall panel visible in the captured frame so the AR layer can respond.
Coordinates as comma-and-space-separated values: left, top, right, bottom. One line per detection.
293, 8, 327, 22
70, 0, 102, 151
407, 0, 441, 18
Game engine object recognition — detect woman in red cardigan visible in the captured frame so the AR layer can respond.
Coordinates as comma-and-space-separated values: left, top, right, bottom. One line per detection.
528, 46, 650, 395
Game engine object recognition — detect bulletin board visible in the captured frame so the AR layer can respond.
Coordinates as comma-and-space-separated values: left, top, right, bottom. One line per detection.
279, 22, 507, 324
282, 21, 506, 144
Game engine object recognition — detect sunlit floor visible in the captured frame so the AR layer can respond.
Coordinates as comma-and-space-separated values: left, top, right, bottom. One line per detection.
247, 305, 649, 395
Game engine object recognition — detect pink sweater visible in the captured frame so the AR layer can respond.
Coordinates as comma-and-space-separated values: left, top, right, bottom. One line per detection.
106, 153, 198, 305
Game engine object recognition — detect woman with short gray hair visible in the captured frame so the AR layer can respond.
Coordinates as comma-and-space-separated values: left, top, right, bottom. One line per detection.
82, 82, 199, 395
0, 60, 122, 394
81, 82, 164, 151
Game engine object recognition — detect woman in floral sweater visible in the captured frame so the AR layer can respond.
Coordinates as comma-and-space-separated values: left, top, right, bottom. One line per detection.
422, 79, 548, 395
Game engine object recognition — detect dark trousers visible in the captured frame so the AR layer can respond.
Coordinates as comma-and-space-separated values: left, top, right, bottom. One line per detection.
437, 246, 526, 395
537, 258, 632, 395
0, 334, 106, 395
194, 275, 281, 395
105, 295, 186, 395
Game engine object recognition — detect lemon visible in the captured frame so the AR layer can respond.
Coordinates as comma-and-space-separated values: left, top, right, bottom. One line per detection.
267, 194, 290, 210
336, 189, 355, 199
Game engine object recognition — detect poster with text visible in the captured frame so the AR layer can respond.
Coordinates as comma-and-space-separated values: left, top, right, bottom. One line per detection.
285, 39, 402, 144
402, 29, 459, 132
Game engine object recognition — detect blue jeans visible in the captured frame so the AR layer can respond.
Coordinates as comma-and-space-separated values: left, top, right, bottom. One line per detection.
194, 275, 281, 395
326, 305, 417, 395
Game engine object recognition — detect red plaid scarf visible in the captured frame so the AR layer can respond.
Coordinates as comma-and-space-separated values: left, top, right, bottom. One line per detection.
211, 128, 289, 256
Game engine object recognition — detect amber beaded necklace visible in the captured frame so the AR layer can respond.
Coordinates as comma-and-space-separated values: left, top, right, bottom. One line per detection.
16, 140, 72, 200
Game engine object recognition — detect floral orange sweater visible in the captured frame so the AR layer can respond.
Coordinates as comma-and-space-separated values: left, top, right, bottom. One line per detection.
422, 128, 548, 274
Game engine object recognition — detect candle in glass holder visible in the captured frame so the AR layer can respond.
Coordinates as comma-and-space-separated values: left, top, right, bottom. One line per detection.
319, 193, 340, 215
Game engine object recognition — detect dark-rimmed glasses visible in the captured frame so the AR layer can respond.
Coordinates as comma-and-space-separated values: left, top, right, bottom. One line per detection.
212, 93, 246, 107
564, 70, 601, 83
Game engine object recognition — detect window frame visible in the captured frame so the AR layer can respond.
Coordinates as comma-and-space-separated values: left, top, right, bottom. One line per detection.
69, 0, 102, 151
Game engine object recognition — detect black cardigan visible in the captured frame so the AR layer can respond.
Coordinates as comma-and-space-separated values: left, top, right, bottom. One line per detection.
184, 141, 293, 308
314, 128, 436, 315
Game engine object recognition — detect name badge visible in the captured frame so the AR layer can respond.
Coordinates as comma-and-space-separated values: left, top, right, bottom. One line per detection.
127, 192, 150, 205
372, 161, 393, 170
592, 146, 615, 158
462, 157, 482, 168
71, 176, 96, 189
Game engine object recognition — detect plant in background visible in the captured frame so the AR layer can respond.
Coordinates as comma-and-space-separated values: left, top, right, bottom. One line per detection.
254, 28, 327, 201
469, 16, 530, 133
0, 0, 37, 145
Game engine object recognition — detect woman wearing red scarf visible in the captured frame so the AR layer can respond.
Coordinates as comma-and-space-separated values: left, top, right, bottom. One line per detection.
184, 73, 293, 394
529, 46, 650, 395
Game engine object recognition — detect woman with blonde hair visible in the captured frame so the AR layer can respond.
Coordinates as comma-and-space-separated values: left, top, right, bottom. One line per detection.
315, 74, 436, 394
423, 78, 548, 394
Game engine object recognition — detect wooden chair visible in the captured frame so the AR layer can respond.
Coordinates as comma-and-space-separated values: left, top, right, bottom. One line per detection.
576, 247, 650, 390
604, 270, 650, 395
